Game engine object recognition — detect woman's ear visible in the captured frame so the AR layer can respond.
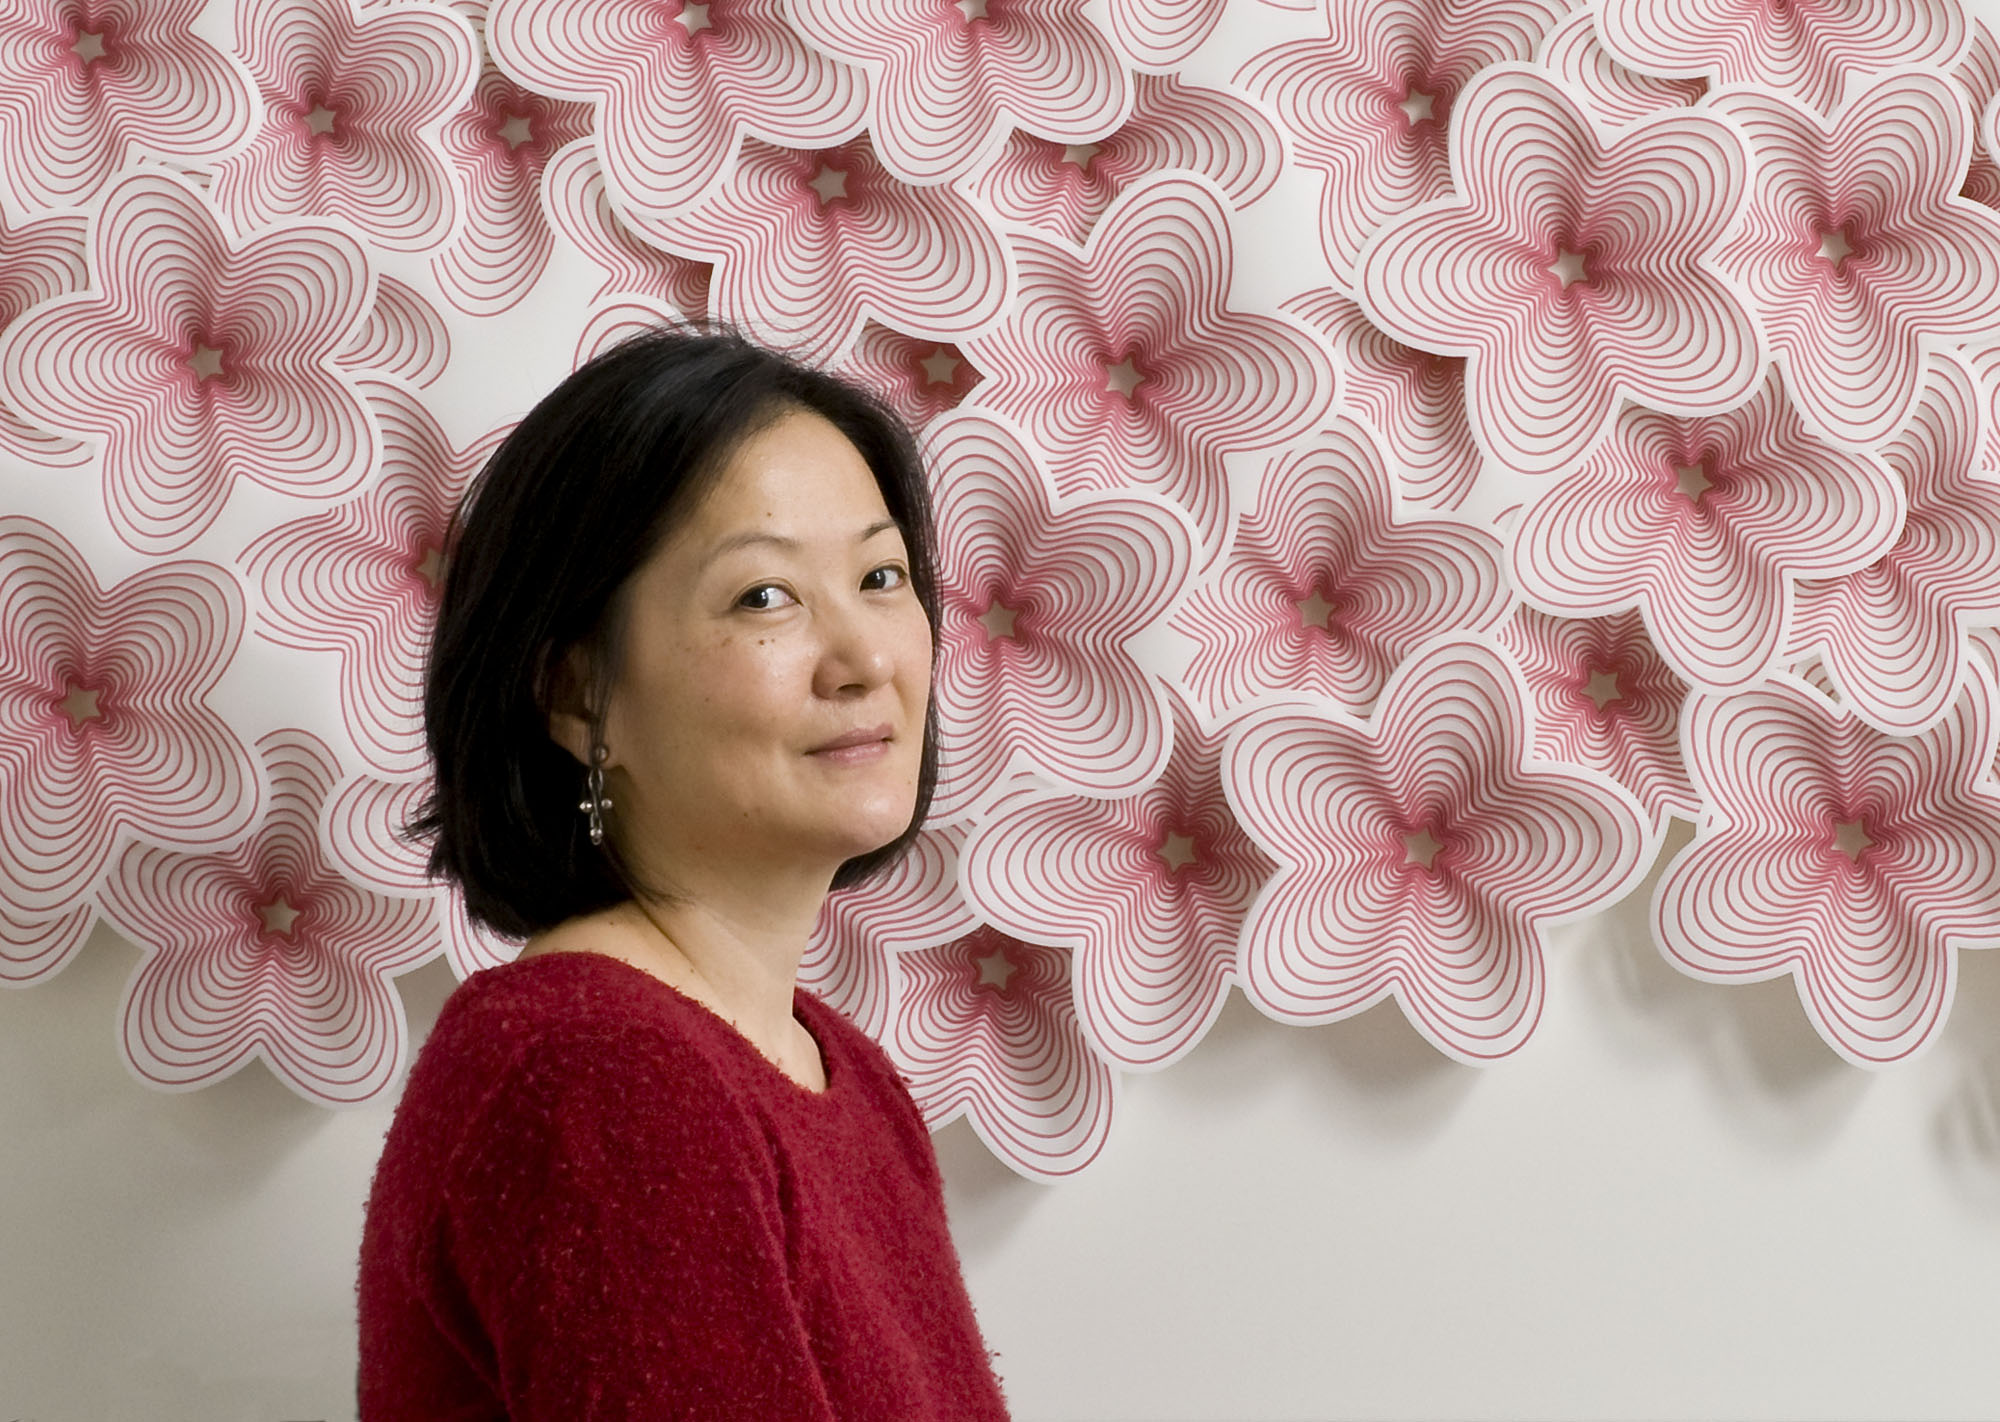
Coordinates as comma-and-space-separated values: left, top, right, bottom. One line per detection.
545, 644, 598, 768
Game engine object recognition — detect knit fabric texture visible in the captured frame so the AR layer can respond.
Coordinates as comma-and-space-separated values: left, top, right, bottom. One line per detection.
357, 951, 1011, 1420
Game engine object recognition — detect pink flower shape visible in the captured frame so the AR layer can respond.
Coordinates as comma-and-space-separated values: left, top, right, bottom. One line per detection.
100, 729, 436, 1103
0, 172, 378, 555
1654, 668, 2000, 1065
1, 903, 96, 985
0, 208, 88, 471
890, 928, 1115, 1181
1357, 66, 1764, 477
927, 412, 1193, 821
431, 57, 595, 314
1788, 352, 2000, 735
1596, 0, 1967, 116
0, 0, 255, 209
961, 692, 1274, 1070
834, 323, 981, 432
0, 517, 257, 922
643, 134, 1010, 366
971, 73, 1282, 247
334, 275, 451, 389
484, 0, 865, 223
1711, 72, 2000, 448
1960, 21, 2000, 210
1172, 418, 1510, 719
1236, 0, 1571, 281
1224, 638, 1654, 1061
1509, 367, 1904, 694
212, 0, 477, 254
1496, 606, 1697, 828
321, 771, 515, 981
1103, 0, 1225, 70
787, 0, 1129, 185
543, 140, 711, 318
240, 382, 509, 777
963, 174, 1333, 558
1538, 8, 1707, 131
1282, 288, 1478, 511
807, 825, 975, 1042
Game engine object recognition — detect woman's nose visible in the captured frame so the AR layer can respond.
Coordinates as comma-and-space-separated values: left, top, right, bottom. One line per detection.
812, 597, 895, 698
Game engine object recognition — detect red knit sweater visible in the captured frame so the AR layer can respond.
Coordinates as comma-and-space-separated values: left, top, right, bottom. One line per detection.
357, 951, 1010, 1420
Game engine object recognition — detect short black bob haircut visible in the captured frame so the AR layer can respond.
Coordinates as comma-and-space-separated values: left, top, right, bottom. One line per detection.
412, 324, 942, 941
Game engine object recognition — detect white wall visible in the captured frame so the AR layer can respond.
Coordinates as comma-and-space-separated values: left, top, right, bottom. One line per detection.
6, 826, 2000, 1420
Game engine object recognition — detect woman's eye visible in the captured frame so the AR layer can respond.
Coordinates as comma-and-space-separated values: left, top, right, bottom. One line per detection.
737, 584, 796, 610
862, 563, 908, 592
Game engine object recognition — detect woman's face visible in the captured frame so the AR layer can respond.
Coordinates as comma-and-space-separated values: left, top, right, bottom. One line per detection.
576, 408, 933, 893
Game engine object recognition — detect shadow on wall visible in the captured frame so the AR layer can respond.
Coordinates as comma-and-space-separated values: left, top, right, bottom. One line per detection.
1934, 948, 2000, 1215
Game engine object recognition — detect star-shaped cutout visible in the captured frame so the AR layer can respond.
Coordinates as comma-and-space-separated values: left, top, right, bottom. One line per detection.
1103, 357, 1143, 399
257, 895, 303, 937
958, 0, 989, 20
71, 29, 106, 64
303, 103, 339, 137
1674, 461, 1714, 503
496, 114, 533, 150
414, 544, 447, 592
977, 597, 1018, 642
1402, 826, 1444, 870
808, 165, 848, 206
1156, 830, 1199, 874
187, 343, 226, 382
1398, 89, 1436, 126
1831, 817, 1874, 862
58, 681, 102, 729
1296, 587, 1336, 632
1817, 226, 1853, 270
1582, 668, 1622, 710
677, 1, 712, 34
1548, 248, 1589, 289
1061, 142, 1100, 170
974, 946, 1016, 989
919, 347, 960, 385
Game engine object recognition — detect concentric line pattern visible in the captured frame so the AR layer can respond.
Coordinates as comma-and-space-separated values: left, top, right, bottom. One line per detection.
890, 928, 1116, 1181
0, 0, 256, 208
1357, 65, 1764, 476
573, 298, 687, 367
1537, 8, 1706, 131
834, 323, 981, 433
541, 140, 710, 317
1712, 72, 2000, 447
321, 771, 514, 981
1283, 288, 1478, 511
0, 517, 258, 918
1237, 0, 1571, 280
643, 135, 1011, 366
334, 275, 451, 389
1173, 418, 1510, 719
1789, 352, 2000, 735
1497, 606, 1697, 828
927, 412, 1192, 821
1509, 366, 1905, 693
240, 380, 509, 777
1224, 638, 1654, 1062
0, 209, 88, 470
1959, 20, 2000, 210
787, 0, 1130, 185
964, 175, 1333, 559
101, 729, 436, 1104
961, 693, 1275, 1071
212, 0, 477, 253
1654, 668, 2000, 1066
0, 903, 95, 985
484, 0, 865, 223
806, 825, 977, 1042
0, 172, 378, 554
432, 57, 595, 315
972, 73, 1283, 247
1104, 0, 1227, 70
1597, 0, 1968, 116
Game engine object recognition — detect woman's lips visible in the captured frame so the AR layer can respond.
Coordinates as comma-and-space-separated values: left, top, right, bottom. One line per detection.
808, 724, 893, 764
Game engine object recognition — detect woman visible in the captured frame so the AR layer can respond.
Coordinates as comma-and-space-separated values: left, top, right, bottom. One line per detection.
357, 326, 1010, 1419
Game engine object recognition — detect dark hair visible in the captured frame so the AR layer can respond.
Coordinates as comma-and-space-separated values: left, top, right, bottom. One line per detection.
412, 324, 941, 940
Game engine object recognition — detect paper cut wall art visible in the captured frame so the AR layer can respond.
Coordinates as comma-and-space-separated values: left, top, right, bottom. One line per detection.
4, 0, 2000, 1178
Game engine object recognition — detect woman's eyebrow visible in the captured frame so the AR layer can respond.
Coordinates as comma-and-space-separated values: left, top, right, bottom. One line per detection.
703, 519, 902, 564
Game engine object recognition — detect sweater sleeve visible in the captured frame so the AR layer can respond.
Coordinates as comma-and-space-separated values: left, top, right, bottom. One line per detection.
441, 1018, 837, 1422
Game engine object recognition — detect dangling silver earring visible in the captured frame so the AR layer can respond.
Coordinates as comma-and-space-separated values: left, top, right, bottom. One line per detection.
579, 743, 612, 846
